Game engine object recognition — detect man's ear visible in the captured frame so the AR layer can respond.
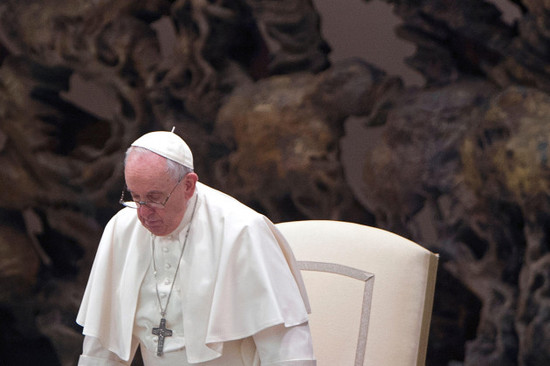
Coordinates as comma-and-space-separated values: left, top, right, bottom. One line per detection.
183, 172, 198, 199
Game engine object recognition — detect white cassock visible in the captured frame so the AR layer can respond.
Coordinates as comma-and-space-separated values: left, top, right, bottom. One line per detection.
76, 182, 316, 365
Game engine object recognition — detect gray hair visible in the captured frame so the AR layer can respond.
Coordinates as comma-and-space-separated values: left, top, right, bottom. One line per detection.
125, 146, 193, 181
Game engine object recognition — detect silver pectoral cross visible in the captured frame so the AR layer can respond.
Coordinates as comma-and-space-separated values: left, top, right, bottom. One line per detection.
152, 317, 173, 356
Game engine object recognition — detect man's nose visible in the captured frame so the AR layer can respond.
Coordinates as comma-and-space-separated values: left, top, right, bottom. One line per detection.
138, 204, 155, 215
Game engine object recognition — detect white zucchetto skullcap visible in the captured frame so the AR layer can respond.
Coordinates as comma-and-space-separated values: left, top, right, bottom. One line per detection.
130, 130, 194, 169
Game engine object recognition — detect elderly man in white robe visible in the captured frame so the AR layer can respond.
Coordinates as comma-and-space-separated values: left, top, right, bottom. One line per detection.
76, 130, 316, 365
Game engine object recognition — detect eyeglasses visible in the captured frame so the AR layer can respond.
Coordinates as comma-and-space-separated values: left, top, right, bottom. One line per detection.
119, 178, 183, 209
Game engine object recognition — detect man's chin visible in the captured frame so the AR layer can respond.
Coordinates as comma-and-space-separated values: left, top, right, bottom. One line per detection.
142, 221, 166, 236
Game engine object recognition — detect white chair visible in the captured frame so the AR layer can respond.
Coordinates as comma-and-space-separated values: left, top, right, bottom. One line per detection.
276, 220, 438, 366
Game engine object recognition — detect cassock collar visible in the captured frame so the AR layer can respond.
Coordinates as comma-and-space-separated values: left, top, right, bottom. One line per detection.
156, 191, 198, 242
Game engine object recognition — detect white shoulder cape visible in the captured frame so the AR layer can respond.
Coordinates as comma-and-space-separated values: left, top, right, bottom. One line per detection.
76, 182, 310, 363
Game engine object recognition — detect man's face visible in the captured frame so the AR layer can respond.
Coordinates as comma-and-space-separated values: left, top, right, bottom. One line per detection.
124, 150, 196, 236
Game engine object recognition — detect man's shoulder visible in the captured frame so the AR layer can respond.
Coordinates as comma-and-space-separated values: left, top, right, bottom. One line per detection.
104, 207, 142, 234
197, 183, 268, 226
110, 206, 139, 223
198, 183, 259, 214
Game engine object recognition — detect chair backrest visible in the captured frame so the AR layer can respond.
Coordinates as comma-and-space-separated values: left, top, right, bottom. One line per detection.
276, 220, 438, 366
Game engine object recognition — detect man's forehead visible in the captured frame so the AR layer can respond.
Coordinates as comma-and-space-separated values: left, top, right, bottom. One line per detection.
127, 148, 166, 164
125, 167, 172, 189
126, 151, 167, 173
